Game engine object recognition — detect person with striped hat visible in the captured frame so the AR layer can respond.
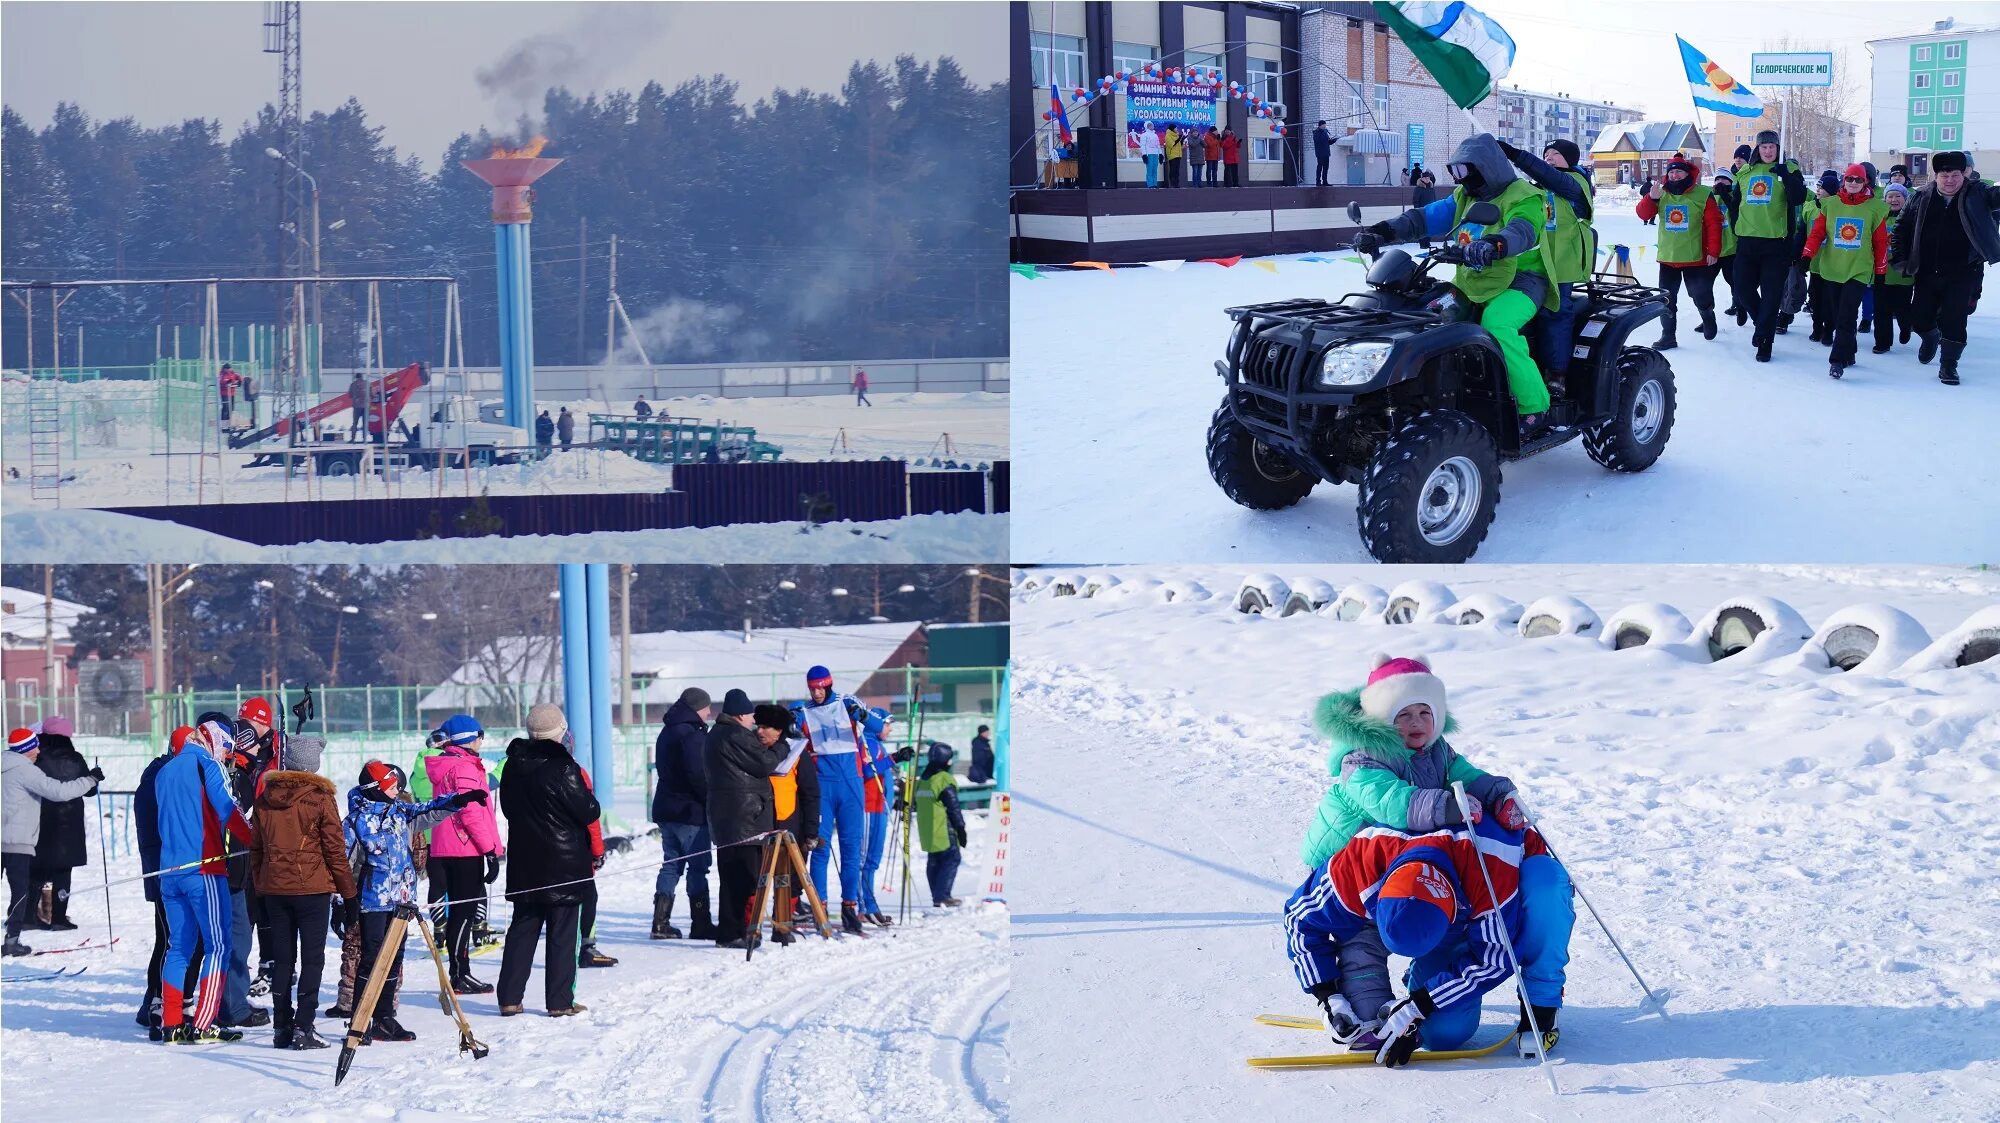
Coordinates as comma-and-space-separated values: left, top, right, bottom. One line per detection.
4, 728, 104, 956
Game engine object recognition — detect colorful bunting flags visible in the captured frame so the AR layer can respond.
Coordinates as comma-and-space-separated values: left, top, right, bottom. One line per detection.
1009, 263, 1041, 279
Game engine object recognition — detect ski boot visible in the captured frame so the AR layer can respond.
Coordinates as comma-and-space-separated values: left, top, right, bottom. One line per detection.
1918, 330, 1941, 364
1, 937, 30, 957
651, 893, 683, 940
368, 1016, 417, 1043
290, 1024, 330, 1050
578, 943, 619, 968
451, 974, 495, 995
1940, 337, 1965, 385
868, 911, 894, 928
249, 964, 272, 998
840, 901, 869, 937
1515, 1001, 1560, 1057
170, 1024, 245, 1044
1697, 308, 1717, 340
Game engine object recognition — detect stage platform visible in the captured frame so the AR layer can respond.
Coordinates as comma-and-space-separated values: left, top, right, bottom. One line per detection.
1009, 184, 1418, 264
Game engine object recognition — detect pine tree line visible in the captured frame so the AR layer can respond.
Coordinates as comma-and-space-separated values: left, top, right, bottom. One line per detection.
1, 58, 1005, 371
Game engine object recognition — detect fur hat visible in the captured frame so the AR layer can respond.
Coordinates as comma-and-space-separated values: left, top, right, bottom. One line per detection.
1375, 861, 1458, 957
526, 703, 567, 740
1755, 129, 1780, 149
1933, 150, 1968, 174
753, 704, 794, 733
1358, 654, 1448, 735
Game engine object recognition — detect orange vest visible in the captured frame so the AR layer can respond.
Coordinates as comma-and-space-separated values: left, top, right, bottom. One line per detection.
772, 763, 800, 822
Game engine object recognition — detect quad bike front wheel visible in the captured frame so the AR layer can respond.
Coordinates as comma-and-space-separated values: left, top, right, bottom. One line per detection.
1206, 401, 1317, 510
1357, 410, 1501, 563
1584, 346, 1676, 472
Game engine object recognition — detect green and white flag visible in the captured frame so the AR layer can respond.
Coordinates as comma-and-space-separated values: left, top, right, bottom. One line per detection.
1373, 1, 1516, 109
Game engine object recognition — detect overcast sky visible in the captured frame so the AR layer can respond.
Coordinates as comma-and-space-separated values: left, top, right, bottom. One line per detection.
1477, 1, 2000, 123
1, 1, 1004, 167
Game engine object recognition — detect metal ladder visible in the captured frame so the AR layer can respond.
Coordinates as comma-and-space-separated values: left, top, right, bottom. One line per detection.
26, 374, 63, 502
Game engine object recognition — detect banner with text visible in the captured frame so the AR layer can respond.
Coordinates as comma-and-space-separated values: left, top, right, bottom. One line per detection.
1124, 80, 1222, 130
1750, 52, 1833, 87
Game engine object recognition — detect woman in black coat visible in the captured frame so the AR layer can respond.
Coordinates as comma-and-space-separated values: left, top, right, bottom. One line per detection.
32, 721, 92, 930
496, 705, 600, 1016
703, 690, 787, 947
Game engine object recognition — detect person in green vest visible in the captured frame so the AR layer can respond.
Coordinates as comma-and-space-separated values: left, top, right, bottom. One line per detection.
1801, 163, 1890, 379
1808, 170, 1832, 343
1727, 129, 1809, 362
1499, 139, 1594, 392
1872, 182, 1917, 354
1711, 172, 1743, 324
1354, 133, 1561, 426
912, 742, 967, 908
1636, 155, 1723, 349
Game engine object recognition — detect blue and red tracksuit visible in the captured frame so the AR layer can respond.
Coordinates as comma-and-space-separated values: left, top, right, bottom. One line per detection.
789, 694, 886, 908
153, 744, 253, 1030
1283, 819, 1571, 1050
857, 724, 897, 915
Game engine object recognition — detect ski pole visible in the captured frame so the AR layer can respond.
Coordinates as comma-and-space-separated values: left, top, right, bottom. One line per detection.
1518, 800, 1670, 1022
1451, 783, 1558, 1095
96, 780, 114, 947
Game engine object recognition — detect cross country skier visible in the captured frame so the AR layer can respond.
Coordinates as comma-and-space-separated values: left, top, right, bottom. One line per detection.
856, 707, 899, 926
1282, 817, 1569, 1065
154, 720, 253, 1043
1298, 655, 1573, 1048
1353, 134, 1562, 432
1727, 129, 1809, 362
789, 667, 887, 936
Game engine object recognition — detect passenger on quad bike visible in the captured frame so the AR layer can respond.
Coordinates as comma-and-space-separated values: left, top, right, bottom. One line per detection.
1354, 133, 1560, 430
1506, 139, 1595, 397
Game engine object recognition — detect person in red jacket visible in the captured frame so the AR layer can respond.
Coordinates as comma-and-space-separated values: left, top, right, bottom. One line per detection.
1636, 154, 1724, 349
1201, 127, 1223, 186
1220, 128, 1242, 187
1802, 163, 1891, 379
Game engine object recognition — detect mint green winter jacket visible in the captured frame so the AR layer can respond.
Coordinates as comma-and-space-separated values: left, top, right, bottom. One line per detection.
1299, 689, 1515, 869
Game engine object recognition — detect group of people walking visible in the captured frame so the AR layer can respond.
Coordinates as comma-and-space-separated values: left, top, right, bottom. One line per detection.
652, 668, 972, 952
1641, 135, 1997, 383
1134, 122, 1243, 188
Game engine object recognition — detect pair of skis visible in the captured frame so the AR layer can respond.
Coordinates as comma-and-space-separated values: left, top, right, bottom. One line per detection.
2, 965, 88, 984
1247, 1012, 1511, 1069
20, 936, 120, 957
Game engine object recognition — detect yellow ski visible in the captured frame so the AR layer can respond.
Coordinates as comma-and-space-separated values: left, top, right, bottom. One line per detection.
1249, 1014, 1512, 1068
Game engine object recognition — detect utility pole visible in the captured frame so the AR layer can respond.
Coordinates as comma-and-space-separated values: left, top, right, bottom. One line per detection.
43, 566, 57, 723
577, 216, 588, 363
149, 566, 165, 737
603, 234, 619, 363
618, 563, 633, 727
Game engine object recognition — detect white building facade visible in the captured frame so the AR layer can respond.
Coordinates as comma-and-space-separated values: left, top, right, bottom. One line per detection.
1299, 3, 1500, 185
1493, 85, 1646, 159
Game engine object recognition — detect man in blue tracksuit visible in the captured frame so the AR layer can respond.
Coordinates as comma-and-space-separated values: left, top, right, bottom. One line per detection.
789, 666, 886, 936
855, 708, 899, 927
154, 720, 255, 1043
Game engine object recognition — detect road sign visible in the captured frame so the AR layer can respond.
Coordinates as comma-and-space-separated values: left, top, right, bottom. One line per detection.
1751, 53, 1833, 87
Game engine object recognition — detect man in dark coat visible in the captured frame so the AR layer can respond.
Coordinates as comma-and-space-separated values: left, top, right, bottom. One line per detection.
1890, 150, 2000, 385
496, 704, 601, 1016
968, 725, 995, 786
557, 407, 576, 450
651, 687, 714, 940
1313, 121, 1334, 187
535, 410, 555, 452
30, 717, 91, 930
704, 689, 788, 949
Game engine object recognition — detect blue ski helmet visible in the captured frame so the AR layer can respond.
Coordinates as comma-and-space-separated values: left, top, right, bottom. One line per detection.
806, 665, 833, 689
438, 714, 484, 747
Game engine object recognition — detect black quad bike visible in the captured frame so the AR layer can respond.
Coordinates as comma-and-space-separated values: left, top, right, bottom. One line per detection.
1206, 200, 1676, 562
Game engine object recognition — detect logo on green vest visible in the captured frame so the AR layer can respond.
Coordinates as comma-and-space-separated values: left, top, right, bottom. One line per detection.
1746, 175, 1774, 205
1833, 218, 1863, 250
1665, 205, 1690, 232
1544, 193, 1558, 231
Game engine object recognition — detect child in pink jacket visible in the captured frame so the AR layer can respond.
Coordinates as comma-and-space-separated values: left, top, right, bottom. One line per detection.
423, 715, 503, 993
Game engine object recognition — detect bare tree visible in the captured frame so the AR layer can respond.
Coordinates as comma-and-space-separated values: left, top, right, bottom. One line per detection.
1761, 37, 1864, 174
375, 566, 563, 729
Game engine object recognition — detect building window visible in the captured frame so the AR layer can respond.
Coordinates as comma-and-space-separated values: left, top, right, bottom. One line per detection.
1252, 137, 1283, 163
1348, 90, 1364, 122
1112, 41, 1157, 80
1913, 99, 1932, 117
1913, 126, 1929, 144
1943, 71, 1961, 88
1943, 98, 1960, 115
1030, 31, 1085, 91
1248, 57, 1281, 104
1945, 42, 1961, 60
1374, 82, 1389, 123
1916, 45, 1931, 62
1942, 126, 1958, 143
1186, 50, 1224, 77
1914, 72, 1931, 89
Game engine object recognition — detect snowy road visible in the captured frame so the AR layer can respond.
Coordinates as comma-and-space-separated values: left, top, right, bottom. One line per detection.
0, 802, 1008, 1123
1010, 209, 2000, 563
1010, 564, 2000, 1121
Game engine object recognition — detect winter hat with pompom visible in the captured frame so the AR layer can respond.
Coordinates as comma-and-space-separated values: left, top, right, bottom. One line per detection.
1374, 860, 1458, 958
8, 728, 38, 754
1358, 654, 1448, 735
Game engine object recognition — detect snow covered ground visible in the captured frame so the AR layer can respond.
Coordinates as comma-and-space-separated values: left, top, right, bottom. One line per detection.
0, 391, 1006, 511
0, 507, 1006, 563
1010, 209, 2000, 562
1010, 564, 2000, 1121
0, 785, 1009, 1123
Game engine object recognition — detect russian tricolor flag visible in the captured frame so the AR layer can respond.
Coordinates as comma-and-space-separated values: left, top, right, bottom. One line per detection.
1049, 83, 1074, 148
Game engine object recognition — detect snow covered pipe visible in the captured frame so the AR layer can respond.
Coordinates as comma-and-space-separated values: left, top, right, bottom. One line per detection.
585, 563, 614, 816
559, 563, 593, 763
461, 155, 562, 430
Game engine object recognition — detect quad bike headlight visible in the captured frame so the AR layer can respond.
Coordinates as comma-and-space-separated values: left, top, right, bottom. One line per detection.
1317, 341, 1394, 387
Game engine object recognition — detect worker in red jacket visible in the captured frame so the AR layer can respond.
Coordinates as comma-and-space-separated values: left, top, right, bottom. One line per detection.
1636, 154, 1724, 350
1220, 128, 1242, 187
1801, 164, 1891, 380
218, 363, 242, 421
